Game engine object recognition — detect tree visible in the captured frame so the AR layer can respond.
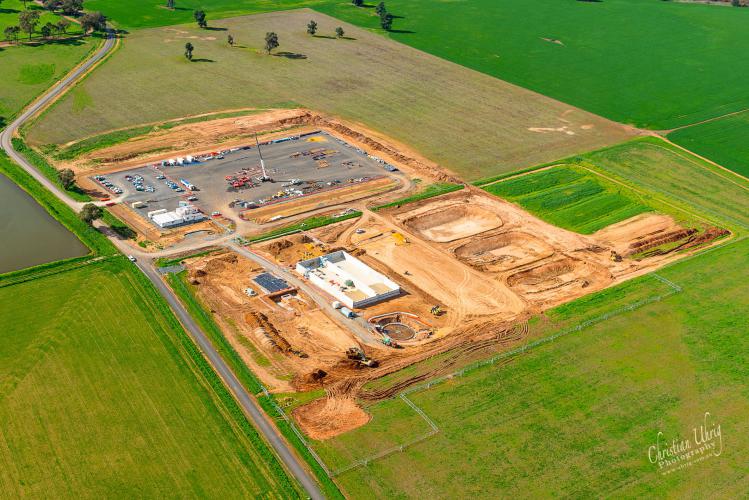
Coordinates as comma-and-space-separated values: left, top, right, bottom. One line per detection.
4, 25, 20, 43
60, 0, 83, 16
166, 0, 174, 9
184, 41, 193, 60
352, 0, 363, 6
264, 31, 278, 54
40, 21, 54, 38
306, 19, 317, 36
732, 0, 741, 6
58, 168, 76, 189
42, 0, 60, 11
335, 26, 344, 38
19, 10, 40, 40
79, 203, 103, 225
227, 33, 234, 46
80, 11, 106, 33
380, 11, 393, 31
193, 9, 207, 29
57, 18, 70, 34
375, 1, 385, 15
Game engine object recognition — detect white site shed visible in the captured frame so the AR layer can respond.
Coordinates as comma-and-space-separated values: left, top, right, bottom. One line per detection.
149, 204, 205, 228
296, 250, 400, 309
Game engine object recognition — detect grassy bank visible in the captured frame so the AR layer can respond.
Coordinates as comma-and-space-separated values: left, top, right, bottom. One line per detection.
247, 210, 362, 243
371, 183, 464, 211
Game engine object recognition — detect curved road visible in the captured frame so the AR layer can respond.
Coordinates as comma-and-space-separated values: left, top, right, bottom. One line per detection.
0, 28, 325, 500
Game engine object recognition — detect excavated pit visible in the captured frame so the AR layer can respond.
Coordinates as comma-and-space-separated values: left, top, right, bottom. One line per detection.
507, 257, 611, 303
403, 204, 503, 242
454, 231, 554, 272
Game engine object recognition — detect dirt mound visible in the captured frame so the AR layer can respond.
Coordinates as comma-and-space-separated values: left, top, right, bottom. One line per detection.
292, 397, 370, 440
403, 203, 503, 242
245, 311, 305, 357
627, 228, 697, 255
454, 231, 554, 272
633, 226, 729, 257
266, 238, 294, 255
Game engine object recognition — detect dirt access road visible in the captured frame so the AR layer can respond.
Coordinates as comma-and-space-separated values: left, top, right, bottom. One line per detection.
0, 28, 325, 500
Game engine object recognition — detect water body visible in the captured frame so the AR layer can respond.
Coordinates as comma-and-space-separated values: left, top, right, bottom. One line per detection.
0, 173, 88, 274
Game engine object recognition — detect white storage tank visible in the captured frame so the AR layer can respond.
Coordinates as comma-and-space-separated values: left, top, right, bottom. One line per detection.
339, 307, 355, 319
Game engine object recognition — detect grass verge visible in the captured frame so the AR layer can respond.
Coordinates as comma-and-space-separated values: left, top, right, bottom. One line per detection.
247, 211, 362, 243
165, 269, 344, 499
371, 183, 464, 211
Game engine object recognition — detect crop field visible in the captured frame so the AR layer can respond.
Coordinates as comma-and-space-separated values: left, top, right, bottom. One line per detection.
316, 0, 749, 130
25, 10, 633, 181
583, 138, 749, 232
0, 39, 93, 126
668, 112, 749, 179
320, 239, 749, 498
482, 165, 651, 234
85, 0, 324, 30
0, 260, 298, 497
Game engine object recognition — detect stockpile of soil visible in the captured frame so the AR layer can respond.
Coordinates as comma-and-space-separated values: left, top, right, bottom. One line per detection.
292, 397, 371, 440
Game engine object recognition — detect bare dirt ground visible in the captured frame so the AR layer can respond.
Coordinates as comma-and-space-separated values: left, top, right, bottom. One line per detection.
64, 109, 451, 185
69, 109, 434, 251
180, 185, 727, 439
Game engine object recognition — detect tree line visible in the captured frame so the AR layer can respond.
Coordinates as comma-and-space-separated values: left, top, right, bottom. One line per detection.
2, 0, 106, 44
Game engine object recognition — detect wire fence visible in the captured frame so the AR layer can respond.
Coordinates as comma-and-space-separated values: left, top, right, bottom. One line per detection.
304, 272, 685, 476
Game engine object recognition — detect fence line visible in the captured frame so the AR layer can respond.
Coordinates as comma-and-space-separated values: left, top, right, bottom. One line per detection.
317, 272, 684, 476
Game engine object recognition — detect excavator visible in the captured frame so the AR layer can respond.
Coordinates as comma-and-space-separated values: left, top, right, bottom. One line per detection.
345, 347, 378, 368
430, 304, 444, 316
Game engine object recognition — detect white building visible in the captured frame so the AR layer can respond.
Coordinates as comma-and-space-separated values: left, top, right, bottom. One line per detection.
150, 204, 205, 228
296, 250, 400, 309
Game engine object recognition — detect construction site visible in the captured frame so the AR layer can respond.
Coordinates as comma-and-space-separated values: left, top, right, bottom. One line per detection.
62, 109, 729, 440
178, 186, 727, 440
86, 130, 401, 234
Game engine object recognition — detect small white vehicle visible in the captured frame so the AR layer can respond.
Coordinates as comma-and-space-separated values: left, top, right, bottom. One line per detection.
127, 255, 137, 262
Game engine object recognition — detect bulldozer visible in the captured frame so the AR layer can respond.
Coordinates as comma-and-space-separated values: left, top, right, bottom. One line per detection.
610, 250, 622, 262
345, 346, 378, 368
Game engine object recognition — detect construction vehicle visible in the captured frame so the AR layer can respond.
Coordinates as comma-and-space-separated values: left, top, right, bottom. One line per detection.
380, 335, 401, 348
255, 133, 273, 182
610, 250, 622, 262
430, 305, 444, 316
345, 347, 378, 368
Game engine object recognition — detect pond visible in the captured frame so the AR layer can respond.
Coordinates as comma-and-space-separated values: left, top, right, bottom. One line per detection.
0, 173, 88, 274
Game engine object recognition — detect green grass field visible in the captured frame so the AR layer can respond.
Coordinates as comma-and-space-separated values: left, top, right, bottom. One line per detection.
482, 165, 651, 234
25, 10, 632, 181
85, 0, 324, 30
320, 239, 749, 498
315, 0, 749, 130
584, 138, 749, 233
668, 112, 749, 179
0, 38, 93, 126
0, 0, 83, 38
301, 134, 749, 497
0, 260, 299, 497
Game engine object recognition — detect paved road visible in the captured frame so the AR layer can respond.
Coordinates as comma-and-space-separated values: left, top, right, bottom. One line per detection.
229, 243, 378, 346
0, 28, 325, 500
